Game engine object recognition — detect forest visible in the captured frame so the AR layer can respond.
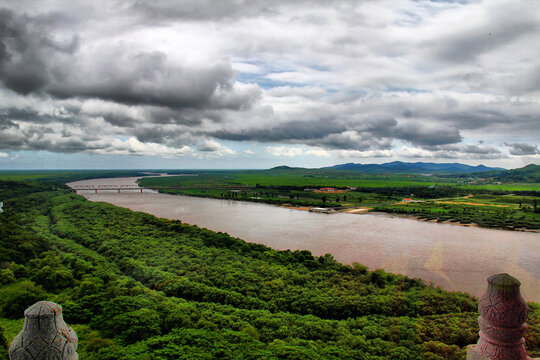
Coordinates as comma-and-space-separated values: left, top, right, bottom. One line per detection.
0, 179, 539, 359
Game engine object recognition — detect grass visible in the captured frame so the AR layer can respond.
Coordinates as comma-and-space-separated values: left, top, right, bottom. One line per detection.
373, 201, 540, 230
0, 318, 23, 345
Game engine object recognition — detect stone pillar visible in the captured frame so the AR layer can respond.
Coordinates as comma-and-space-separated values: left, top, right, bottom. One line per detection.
9, 301, 78, 360
467, 273, 534, 360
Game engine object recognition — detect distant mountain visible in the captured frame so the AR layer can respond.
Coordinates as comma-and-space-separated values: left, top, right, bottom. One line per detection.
474, 164, 540, 183
269, 165, 304, 171
323, 161, 505, 174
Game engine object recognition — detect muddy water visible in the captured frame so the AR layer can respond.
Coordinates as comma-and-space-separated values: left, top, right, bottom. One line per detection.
68, 177, 540, 302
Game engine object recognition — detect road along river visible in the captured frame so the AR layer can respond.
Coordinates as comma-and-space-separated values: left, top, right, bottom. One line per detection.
68, 177, 540, 302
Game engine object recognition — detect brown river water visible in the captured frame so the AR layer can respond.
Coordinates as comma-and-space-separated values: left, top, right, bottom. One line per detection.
67, 177, 540, 302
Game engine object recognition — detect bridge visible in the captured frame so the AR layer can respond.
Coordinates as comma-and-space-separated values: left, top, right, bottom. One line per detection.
71, 185, 145, 193
70, 184, 193, 193
71, 184, 251, 194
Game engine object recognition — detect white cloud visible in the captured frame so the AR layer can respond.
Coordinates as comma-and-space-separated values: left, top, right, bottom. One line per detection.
335, 149, 393, 158
232, 62, 262, 74
0, 152, 8, 157
305, 148, 331, 158
265, 146, 303, 157
197, 139, 236, 157
91, 137, 194, 158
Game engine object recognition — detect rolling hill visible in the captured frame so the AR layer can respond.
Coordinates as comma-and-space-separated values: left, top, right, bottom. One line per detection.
474, 164, 540, 183
322, 161, 504, 174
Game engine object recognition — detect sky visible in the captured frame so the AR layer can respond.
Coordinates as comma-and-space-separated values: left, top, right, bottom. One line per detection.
0, 0, 539, 170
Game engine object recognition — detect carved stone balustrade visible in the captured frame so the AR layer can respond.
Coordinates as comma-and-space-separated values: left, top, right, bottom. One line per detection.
467, 273, 538, 360
8, 301, 78, 360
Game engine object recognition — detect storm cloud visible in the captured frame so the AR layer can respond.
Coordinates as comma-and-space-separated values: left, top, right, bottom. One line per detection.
0, 8, 260, 112
504, 142, 540, 156
0, 0, 538, 168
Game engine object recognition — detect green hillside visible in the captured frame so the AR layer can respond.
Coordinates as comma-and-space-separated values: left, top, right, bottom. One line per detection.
453, 164, 540, 184
490, 164, 540, 183
0, 181, 539, 359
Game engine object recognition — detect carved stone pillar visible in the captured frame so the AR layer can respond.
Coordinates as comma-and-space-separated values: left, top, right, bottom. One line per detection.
467, 273, 534, 360
9, 301, 78, 360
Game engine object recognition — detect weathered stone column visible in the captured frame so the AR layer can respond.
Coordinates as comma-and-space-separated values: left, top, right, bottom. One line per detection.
467, 273, 535, 360
9, 301, 78, 360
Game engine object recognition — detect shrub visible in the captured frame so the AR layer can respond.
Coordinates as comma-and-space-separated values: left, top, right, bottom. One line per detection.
0, 280, 46, 319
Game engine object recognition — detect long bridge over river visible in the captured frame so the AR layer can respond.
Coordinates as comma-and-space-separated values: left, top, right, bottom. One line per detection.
71, 184, 252, 193
71, 184, 147, 193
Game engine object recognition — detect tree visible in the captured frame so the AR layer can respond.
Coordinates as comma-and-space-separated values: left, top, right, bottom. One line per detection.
97, 307, 161, 344
0, 326, 8, 360
0, 280, 46, 319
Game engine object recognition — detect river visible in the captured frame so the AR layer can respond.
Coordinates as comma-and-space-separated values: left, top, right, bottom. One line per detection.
67, 177, 540, 302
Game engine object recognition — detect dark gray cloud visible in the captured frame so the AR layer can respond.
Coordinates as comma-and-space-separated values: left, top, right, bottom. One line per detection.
0, 9, 79, 94
460, 144, 501, 155
504, 142, 540, 156
209, 117, 398, 151
306, 132, 392, 151
210, 116, 463, 150
127, 0, 349, 23
0, 106, 73, 124
427, 4, 539, 63
0, 121, 90, 153
392, 123, 462, 146
211, 118, 347, 142
440, 110, 512, 129
0, 9, 49, 94
402, 143, 504, 160
0, 7, 260, 113
0, 115, 19, 130
129, 0, 271, 22
49, 51, 260, 110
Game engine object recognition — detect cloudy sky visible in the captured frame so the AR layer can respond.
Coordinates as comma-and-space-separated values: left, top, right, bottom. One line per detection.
0, 0, 539, 169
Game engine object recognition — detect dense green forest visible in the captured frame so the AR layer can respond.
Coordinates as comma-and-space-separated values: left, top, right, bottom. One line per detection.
0, 180, 539, 359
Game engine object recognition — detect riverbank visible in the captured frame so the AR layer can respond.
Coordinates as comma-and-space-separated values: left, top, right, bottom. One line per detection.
137, 173, 540, 232
370, 211, 540, 233
68, 176, 540, 301
154, 187, 540, 232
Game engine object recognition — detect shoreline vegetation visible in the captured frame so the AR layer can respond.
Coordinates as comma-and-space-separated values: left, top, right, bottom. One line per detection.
0, 178, 538, 360
137, 168, 540, 232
